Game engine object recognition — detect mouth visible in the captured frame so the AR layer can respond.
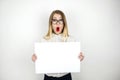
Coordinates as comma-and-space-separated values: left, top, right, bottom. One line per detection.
56, 27, 60, 32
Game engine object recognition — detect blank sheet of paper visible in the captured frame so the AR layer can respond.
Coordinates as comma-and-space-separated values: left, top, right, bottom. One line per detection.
34, 42, 80, 74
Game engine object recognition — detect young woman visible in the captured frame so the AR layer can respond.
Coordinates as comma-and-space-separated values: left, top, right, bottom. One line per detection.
32, 10, 84, 80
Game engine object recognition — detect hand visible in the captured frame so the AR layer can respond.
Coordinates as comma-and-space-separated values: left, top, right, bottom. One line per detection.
78, 52, 84, 61
32, 54, 37, 62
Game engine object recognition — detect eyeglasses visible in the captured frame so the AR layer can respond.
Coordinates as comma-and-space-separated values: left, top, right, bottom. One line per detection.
52, 19, 64, 24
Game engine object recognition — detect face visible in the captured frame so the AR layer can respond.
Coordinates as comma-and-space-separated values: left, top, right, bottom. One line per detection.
52, 13, 64, 35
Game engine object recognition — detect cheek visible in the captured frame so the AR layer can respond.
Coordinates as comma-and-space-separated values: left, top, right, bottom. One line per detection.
60, 26, 64, 31
52, 25, 56, 30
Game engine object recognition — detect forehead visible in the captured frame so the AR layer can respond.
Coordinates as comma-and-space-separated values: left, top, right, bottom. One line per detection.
53, 13, 62, 19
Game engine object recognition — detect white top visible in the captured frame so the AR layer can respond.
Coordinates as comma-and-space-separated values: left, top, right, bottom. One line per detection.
40, 33, 76, 77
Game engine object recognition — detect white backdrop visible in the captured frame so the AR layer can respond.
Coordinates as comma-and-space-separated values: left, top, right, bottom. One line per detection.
0, 0, 120, 80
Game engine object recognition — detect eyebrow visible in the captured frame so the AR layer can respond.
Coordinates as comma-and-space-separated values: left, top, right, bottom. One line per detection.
53, 17, 62, 19
52, 19, 63, 20
52, 18, 63, 20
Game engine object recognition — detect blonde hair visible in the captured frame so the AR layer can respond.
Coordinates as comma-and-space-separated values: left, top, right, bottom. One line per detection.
44, 10, 69, 40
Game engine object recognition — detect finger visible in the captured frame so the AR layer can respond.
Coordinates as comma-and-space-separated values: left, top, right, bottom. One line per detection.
80, 52, 83, 55
80, 55, 84, 61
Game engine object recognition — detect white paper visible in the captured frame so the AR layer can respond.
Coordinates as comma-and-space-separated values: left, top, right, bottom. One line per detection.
34, 42, 80, 74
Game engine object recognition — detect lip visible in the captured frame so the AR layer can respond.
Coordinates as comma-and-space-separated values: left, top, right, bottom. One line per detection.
56, 27, 60, 32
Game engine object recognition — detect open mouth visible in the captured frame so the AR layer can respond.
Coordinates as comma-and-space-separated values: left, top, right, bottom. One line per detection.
56, 27, 60, 32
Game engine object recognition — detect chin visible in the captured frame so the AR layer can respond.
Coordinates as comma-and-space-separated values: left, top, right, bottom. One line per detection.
55, 32, 61, 35
55, 33, 60, 35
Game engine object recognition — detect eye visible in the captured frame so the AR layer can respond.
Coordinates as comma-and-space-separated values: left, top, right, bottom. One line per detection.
52, 19, 57, 21
59, 19, 63, 21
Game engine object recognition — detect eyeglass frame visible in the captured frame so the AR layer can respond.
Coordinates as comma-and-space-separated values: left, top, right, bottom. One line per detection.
51, 19, 64, 25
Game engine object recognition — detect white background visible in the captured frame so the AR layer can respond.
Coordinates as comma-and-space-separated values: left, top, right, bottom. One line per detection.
0, 0, 120, 80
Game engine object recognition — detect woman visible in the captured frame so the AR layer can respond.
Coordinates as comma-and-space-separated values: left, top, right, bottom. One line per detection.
32, 10, 84, 80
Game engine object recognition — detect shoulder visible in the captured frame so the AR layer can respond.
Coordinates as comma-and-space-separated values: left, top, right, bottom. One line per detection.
40, 36, 48, 42
67, 35, 76, 42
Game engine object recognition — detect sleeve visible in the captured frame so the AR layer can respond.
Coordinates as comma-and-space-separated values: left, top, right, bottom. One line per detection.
67, 35, 76, 42
40, 37, 48, 42
67, 35, 82, 52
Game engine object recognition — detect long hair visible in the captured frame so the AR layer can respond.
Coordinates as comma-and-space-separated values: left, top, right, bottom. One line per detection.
44, 10, 69, 40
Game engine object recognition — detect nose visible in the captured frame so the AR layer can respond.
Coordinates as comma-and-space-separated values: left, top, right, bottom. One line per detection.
56, 22, 60, 25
